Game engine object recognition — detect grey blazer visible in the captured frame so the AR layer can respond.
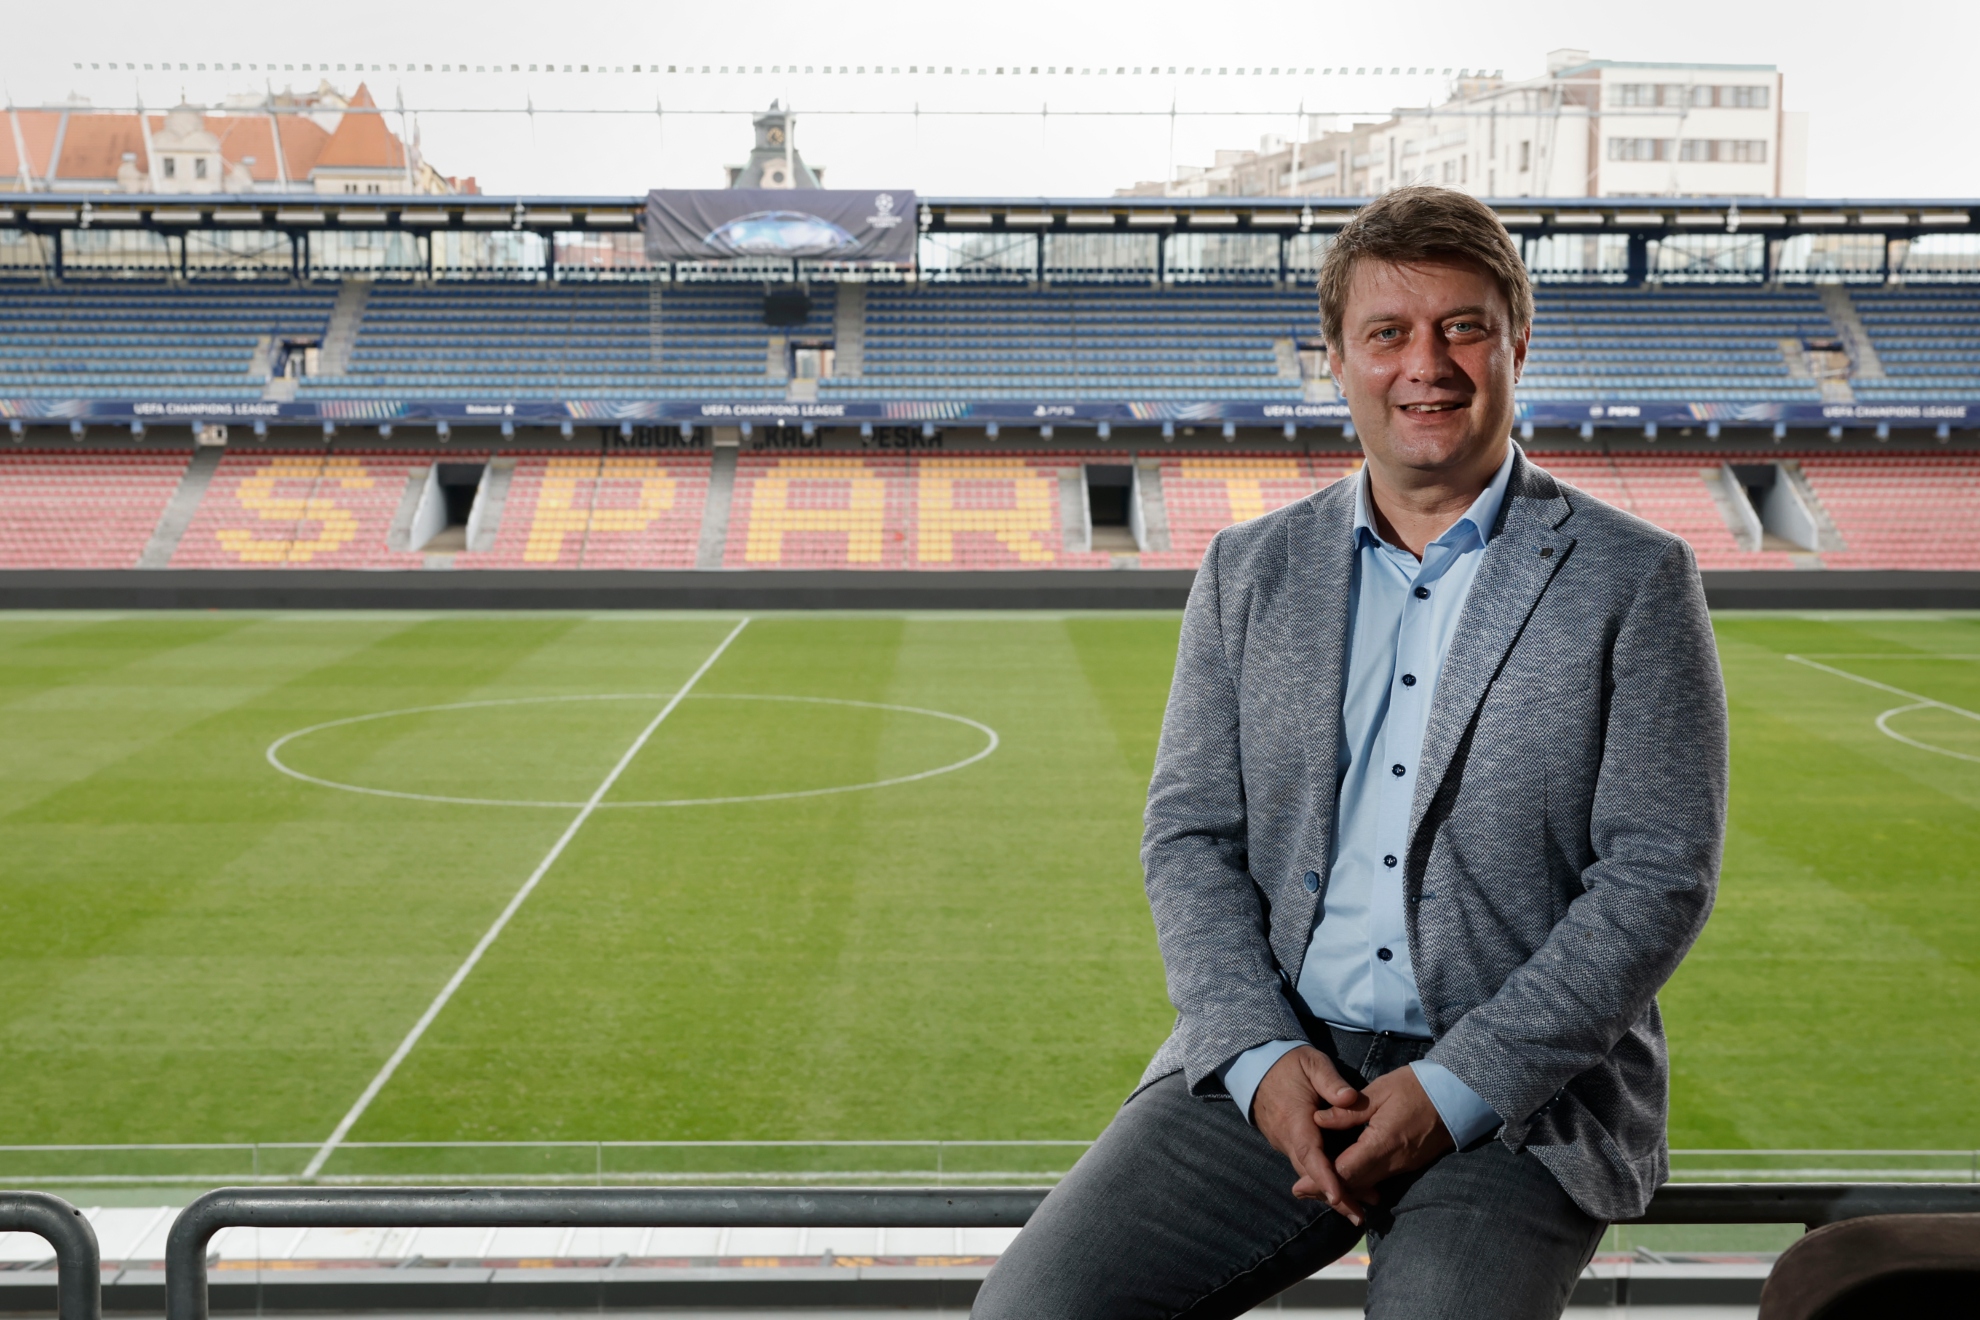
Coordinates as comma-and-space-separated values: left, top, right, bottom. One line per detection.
1138, 450, 1727, 1221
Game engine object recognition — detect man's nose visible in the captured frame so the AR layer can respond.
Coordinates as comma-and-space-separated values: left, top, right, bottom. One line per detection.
1402, 327, 1456, 381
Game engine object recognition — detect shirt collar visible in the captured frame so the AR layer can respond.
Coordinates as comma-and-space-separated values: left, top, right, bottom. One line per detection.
1353, 443, 1520, 553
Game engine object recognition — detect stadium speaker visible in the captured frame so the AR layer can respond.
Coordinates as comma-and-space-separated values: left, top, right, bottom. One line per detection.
764, 284, 813, 326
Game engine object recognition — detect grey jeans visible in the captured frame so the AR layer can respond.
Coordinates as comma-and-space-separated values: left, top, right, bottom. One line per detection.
972, 1027, 1605, 1319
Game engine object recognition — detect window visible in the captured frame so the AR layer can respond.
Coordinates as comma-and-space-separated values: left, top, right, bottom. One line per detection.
194, 158, 207, 179
1616, 81, 1770, 109
1518, 141, 1530, 172
1612, 82, 1689, 108
1442, 159, 1456, 182
1608, 137, 1674, 162
162, 157, 177, 179
1679, 139, 1767, 163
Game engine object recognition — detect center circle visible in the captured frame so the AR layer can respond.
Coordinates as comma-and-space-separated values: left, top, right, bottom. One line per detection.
265, 694, 1000, 808
1875, 701, 1980, 765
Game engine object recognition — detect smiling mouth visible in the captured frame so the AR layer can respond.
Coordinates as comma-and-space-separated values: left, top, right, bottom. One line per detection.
1400, 402, 1467, 413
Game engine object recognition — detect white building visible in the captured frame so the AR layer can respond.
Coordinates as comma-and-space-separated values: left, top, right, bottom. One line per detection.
1124, 50, 1809, 200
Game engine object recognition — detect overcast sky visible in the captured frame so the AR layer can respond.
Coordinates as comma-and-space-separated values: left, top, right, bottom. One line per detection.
8, 0, 1976, 199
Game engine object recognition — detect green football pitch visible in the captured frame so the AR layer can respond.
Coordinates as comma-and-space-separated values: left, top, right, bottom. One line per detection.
0, 610, 1975, 1186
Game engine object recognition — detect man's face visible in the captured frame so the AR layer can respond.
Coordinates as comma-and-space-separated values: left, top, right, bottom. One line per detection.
1327, 257, 1528, 479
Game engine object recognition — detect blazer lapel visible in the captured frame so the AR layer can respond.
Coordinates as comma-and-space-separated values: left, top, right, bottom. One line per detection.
1283, 480, 1357, 896
1407, 454, 1575, 844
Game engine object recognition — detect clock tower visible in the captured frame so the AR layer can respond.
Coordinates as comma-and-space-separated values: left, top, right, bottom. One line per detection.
725, 102, 823, 189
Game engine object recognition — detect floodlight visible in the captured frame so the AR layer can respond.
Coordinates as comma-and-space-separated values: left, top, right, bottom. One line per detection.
1519, 420, 1534, 440
1221, 421, 1236, 439
1579, 422, 1594, 440
1772, 422, 1787, 442
559, 420, 574, 439
1097, 421, 1111, 439
1706, 421, 1721, 439
1643, 422, 1657, 440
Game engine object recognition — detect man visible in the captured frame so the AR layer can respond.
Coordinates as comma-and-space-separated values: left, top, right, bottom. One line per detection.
973, 186, 1727, 1319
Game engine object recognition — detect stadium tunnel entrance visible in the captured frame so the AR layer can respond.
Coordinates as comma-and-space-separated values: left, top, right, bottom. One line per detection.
1727, 462, 1826, 553
1085, 463, 1139, 552
409, 462, 490, 553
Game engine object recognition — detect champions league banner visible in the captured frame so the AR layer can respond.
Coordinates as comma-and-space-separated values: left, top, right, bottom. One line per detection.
642, 190, 917, 263
7, 399, 1975, 429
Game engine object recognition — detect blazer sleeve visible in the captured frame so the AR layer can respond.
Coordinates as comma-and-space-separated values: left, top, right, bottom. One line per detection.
1141, 534, 1307, 1096
1424, 536, 1727, 1138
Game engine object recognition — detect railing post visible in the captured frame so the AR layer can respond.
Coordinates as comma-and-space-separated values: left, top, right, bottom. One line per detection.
0, 1191, 101, 1320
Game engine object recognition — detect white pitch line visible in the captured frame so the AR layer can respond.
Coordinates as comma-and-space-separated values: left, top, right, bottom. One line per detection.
299, 618, 752, 1179
1785, 654, 1980, 763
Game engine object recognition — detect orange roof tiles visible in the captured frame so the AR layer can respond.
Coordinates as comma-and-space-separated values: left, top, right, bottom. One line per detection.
48, 115, 150, 182
311, 84, 406, 171
2, 110, 62, 182
0, 88, 399, 187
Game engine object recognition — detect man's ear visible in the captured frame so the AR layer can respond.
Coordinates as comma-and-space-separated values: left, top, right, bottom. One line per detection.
1326, 340, 1344, 392
1510, 321, 1531, 385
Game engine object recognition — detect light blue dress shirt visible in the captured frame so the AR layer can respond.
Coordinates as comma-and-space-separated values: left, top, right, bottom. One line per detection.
1219, 447, 1516, 1149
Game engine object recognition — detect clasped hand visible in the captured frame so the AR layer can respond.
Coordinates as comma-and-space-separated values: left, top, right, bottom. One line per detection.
1249, 1045, 1454, 1226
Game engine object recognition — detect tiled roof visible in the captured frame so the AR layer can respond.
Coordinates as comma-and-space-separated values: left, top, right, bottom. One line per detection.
0, 88, 397, 186
311, 84, 406, 171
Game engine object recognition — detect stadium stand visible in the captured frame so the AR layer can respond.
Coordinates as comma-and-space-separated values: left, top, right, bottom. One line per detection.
6, 445, 1979, 573
2, 264, 1977, 581
0, 286, 336, 398
1799, 453, 1980, 570
167, 451, 436, 569
459, 452, 709, 569
3, 280, 1977, 405
721, 453, 1115, 569
1530, 452, 1802, 571
1847, 287, 1980, 403
0, 449, 188, 568
1139, 454, 1361, 568
840, 287, 1315, 401
1521, 288, 1836, 403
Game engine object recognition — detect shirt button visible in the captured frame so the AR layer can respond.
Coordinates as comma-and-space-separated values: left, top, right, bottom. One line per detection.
1377, 947, 1394, 961
1303, 871, 1320, 893
1392, 763, 1406, 777
1413, 585, 1430, 600
1384, 854, 1397, 868
1400, 674, 1417, 687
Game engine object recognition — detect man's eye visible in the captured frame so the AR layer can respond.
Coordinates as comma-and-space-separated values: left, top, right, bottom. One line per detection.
1375, 328, 1401, 340
1449, 321, 1477, 334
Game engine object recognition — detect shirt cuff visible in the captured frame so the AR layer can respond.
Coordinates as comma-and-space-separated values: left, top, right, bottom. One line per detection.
1410, 1061, 1502, 1148
1218, 1040, 1306, 1124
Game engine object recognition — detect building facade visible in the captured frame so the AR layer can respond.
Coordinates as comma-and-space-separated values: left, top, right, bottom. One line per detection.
1123, 50, 1809, 199
1, 82, 473, 195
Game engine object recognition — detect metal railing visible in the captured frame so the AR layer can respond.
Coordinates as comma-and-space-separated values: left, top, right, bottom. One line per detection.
163, 1186, 1042, 1320
7, 1180, 1977, 1320
0, 1191, 101, 1320
7, 1141, 1976, 1187
159, 1182, 1980, 1320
